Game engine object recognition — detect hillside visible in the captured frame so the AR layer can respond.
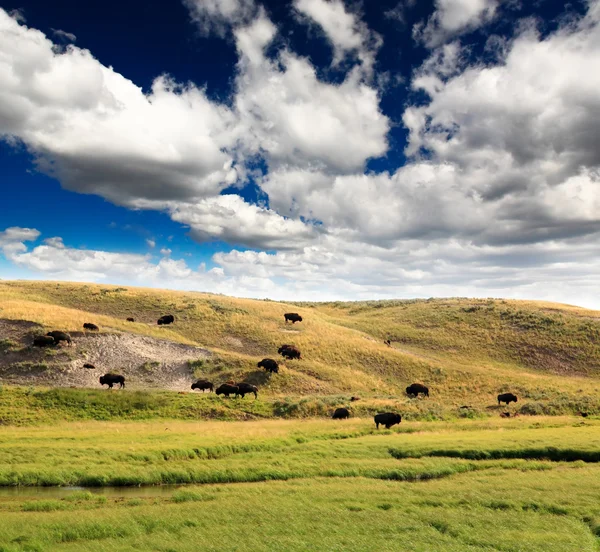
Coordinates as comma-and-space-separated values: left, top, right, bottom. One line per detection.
0, 280, 599, 422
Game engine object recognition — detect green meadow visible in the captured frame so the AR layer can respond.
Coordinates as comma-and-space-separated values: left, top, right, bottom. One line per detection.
1, 281, 600, 550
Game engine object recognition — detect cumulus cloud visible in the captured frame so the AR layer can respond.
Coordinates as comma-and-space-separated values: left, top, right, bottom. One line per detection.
160, 248, 172, 256
146, 239, 156, 248
183, 0, 257, 36
233, 14, 389, 173
0, 227, 40, 257
294, 0, 381, 73
414, 0, 499, 47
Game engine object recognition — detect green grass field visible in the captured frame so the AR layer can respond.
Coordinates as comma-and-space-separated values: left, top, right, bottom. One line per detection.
1, 281, 600, 550
1, 417, 600, 550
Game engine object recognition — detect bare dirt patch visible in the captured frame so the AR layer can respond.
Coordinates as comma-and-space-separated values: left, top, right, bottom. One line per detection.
0, 319, 209, 391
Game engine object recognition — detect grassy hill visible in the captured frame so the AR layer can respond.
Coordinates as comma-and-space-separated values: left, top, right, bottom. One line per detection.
1, 280, 599, 422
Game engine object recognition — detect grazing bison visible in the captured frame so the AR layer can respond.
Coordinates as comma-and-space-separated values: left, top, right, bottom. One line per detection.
332, 407, 350, 419
278, 345, 301, 360
384, 339, 391, 347
83, 323, 99, 331
157, 314, 175, 326
33, 335, 55, 347
374, 412, 402, 430
284, 313, 303, 324
126, 317, 135, 322
46, 331, 71, 346
236, 383, 258, 399
83, 363, 96, 369
258, 358, 279, 373
215, 383, 238, 397
350, 396, 360, 402
99, 374, 125, 389
497, 392, 518, 406
406, 383, 429, 397
191, 380, 213, 393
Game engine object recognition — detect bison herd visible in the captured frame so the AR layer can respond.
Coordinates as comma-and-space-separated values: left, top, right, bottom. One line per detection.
26, 310, 522, 427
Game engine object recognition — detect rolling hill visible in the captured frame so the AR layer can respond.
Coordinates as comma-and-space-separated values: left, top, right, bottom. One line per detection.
0, 280, 599, 422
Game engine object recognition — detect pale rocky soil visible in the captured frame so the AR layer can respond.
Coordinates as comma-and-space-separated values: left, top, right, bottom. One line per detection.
0, 319, 209, 391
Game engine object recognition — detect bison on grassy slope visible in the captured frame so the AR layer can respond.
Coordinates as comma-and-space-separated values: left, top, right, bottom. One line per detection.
33, 335, 55, 347
46, 331, 71, 345
157, 314, 175, 325
278, 345, 301, 360
406, 383, 429, 398
83, 323, 99, 331
374, 413, 401, 430
191, 380, 213, 393
215, 383, 238, 397
498, 392, 518, 406
99, 374, 125, 389
332, 407, 350, 419
236, 383, 258, 399
284, 313, 302, 324
258, 358, 279, 373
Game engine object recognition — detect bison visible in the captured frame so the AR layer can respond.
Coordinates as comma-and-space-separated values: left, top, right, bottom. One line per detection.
374, 412, 402, 430
332, 407, 350, 419
83, 323, 99, 331
83, 363, 96, 369
191, 380, 213, 393
33, 335, 55, 347
126, 317, 135, 322
384, 339, 391, 347
46, 331, 72, 346
236, 383, 258, 399
284, 313, 303, 324
497, 392, 517, 406
406, 383, 429, 397
258, 358, 279, 373
350, 396, 360, 402
157, 314, 175, 326
215, 383, 238, 397
278, 345, 301, 360
99, 374, 125, 389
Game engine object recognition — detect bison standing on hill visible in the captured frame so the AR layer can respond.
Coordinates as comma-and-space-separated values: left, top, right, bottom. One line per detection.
99, 374, 125, 389
216, 383, 238, 397
258, 358, 279, 373
278, 345, 301, 360
46, 331, 71, 346
374, 412, 402, 429
126, 317, 135, 322
332, 407, 350, 419
33, 335, 55, 347
157, 314, 175, 325
498, 392, 518, 406
83, 323, 99, 331
191, 380, 213, 393
284, 313, 302, 324
406, 383, 429, 397
236, 383, 258, 399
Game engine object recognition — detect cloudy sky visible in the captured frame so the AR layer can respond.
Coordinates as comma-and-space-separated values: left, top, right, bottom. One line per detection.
1, 0, 599, 307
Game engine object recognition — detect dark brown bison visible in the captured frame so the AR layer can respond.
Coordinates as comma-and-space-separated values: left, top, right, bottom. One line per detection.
374, 412, 402, 429
498, 392, 517, 405
99, 374, 125, 389
83, 323, 99, 331
332, 407, 350, 419
236, 383, 258, 399
83, 363, 96, 369
33, 335, 55, 347
258, 358, 279, 373
126, 317, 135, 322
350, 396, 360, 401
191, 380, 213, 393
384, 339, 391, 347
406, 383, 429, 397
284, 313, 302, 324
157, 314, 175, 325
278, 344, 301, 360
46, 331, 71, 345
215, 383, 238, 397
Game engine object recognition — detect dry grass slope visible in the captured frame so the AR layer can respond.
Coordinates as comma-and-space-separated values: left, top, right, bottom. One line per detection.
1, 280, 599, 421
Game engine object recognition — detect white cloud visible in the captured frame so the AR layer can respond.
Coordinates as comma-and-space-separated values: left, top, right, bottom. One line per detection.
160, 248, 172, 256
183, 0, 257, 36
233, 14, 389, 173
415, 0, 499, 48
146, 239, 156, 248
0, 227, 40, 257
294, 0, 381, 73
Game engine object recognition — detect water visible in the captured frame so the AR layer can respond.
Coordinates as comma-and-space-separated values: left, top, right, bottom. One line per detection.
0, 485, 183, 498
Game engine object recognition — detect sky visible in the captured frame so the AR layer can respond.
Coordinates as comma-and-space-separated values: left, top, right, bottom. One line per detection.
0, 0, 599, 307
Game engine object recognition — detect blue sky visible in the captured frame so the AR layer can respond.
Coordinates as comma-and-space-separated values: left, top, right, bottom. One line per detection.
1, 0, 600, 307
